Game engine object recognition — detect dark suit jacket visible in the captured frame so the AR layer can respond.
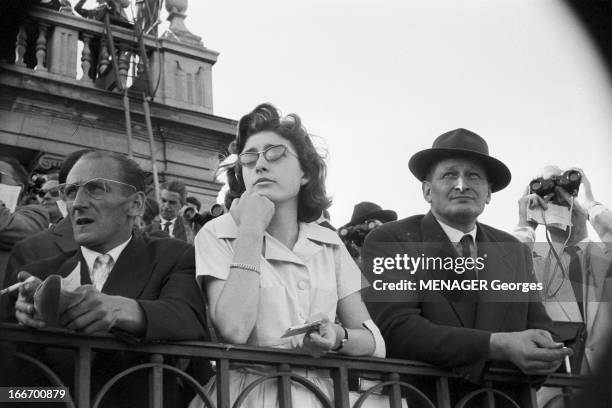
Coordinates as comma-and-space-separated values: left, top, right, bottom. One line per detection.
362, 212, 553, 384
0, 204, 49, 286
146, 215, 194, 243
4, 216, 76, 286
8, 234, 207, 407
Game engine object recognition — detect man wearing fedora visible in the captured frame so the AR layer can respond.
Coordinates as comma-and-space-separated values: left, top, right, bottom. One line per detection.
339, 201, 397, 265
362, 128, 571, 405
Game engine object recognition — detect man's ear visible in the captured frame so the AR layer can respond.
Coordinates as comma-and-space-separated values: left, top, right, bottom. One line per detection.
128, 191, 146, 217
422, 181, 432, 203
485, 184, 492, 204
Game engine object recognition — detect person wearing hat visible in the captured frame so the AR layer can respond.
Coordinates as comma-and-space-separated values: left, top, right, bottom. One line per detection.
361, 129, 570, 405
339, 202, 397, 265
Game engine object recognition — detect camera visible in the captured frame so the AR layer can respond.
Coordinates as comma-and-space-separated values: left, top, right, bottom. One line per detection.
200, 203, 225, 225
338, 219, 384, 248
529, 170, 581, 198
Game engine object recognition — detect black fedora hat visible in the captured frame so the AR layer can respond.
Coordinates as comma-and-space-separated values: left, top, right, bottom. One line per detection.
344, 201, 397, 228
408, 128, 511, 192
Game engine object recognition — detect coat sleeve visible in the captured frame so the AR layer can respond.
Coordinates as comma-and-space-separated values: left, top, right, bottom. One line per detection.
137, 245, 207, 341
361, 226, 491, 383
0, 205, 48, 251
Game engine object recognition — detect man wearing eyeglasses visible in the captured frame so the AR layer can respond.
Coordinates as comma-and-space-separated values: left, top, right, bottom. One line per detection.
38, 178, 64, 225
2, 150, 90, 323
8, 151, 207, 407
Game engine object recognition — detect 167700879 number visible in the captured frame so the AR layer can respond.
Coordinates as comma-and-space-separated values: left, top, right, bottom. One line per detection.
0, 387, 69, 402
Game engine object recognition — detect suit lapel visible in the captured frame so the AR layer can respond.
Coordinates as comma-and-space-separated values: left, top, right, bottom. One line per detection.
101, 236, 153, 298
473, 225, 513, 332
52, 217, 77, 254
421, 212, 476, 327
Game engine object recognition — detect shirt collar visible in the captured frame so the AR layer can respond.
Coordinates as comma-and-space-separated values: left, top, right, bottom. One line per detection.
212, 213, 341, 244
80, 235, 132, 273
160, 217, 177, 224
435, 217, 477, 243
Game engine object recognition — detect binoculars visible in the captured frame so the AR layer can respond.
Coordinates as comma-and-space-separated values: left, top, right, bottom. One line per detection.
338, 219, 384, 248
529, 170, 581, 198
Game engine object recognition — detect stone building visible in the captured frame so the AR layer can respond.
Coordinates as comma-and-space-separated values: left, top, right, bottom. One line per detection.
0, 0, 236, 208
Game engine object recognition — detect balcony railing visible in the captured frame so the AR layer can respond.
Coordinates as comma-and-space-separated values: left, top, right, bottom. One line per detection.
1, 6, 218, 113
0, 323, 587, 408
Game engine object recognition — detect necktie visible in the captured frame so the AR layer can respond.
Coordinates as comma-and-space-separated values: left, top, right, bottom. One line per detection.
163, 221, 172, 234
459, 234, 474, 259
91, 254, 114, 291
565, 245, 584, 319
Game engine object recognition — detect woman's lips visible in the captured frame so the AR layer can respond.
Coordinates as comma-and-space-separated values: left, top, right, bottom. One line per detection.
254, 178, 274, 185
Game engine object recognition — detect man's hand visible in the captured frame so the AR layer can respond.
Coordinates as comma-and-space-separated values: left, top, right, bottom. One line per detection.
59, 286, 144, 335
299, 314, 339, 358
570, 167, 595, 204
14, 271, 44, 328
518, 186, 549, 229
489, 329, 571, 375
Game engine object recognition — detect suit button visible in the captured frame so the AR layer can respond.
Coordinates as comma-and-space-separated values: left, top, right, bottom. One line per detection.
298, 280, 309, 290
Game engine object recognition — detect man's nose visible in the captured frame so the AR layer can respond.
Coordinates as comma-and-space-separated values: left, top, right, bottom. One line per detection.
71, 186, 89, 209
453, 176, 469, 192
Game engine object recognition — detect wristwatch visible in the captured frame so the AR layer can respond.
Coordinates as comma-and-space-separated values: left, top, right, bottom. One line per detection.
332, 326, 349, 351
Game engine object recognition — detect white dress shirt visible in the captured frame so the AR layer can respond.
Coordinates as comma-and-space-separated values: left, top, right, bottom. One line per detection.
160, 217, 177, 237
80, 236, 132, 290
435, 218, 477, 257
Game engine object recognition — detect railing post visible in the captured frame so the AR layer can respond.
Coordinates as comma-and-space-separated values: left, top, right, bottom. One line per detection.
216, 358, 230, 408
484, 381, 495, 408
520, 384, 538, 408
117, 46, 130, 90
35, 23, 49, 71
80, 33, 93, 83
98, 38, 110, 77
15, 24, 27, 66
277, 364, 293, 408
388, 373, 403, 408
435, 376, 452, 408
332, 366, 350, 408
47, 20, 78, 78
75, 345, 91, 408
149, 354, 164, 408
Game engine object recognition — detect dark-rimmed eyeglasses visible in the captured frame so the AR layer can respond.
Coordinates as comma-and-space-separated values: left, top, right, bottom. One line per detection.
58, 178, 137, 200
238, 145, 298, 167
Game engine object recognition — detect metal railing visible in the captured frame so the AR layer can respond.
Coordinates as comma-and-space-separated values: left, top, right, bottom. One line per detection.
0, 323, 587, 408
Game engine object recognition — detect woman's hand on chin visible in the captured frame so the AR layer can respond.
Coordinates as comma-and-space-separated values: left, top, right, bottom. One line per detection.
230, 189, 275, 232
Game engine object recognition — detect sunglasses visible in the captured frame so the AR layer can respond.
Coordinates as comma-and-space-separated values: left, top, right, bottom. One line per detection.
238, 145, 298, 167
58, 178, 137, 200
38, 188, 60, 198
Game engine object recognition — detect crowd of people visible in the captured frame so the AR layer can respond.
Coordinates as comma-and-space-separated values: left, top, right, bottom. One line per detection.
0, 103, 611, 408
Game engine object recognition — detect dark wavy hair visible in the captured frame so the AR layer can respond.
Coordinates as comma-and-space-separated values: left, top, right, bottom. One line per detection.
224, 103, 331, 223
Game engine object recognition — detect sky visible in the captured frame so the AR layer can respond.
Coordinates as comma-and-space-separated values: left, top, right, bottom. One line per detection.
165, 0, 612, 235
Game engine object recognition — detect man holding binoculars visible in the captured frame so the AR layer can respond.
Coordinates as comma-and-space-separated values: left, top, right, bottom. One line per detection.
514, 166, 612, 376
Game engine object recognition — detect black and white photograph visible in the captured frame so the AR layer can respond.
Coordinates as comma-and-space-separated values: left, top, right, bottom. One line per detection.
0, 0, 611, 407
